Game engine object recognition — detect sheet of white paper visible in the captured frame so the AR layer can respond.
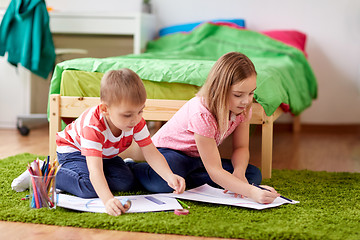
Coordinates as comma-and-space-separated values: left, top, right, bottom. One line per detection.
158, 184, 299, 210
57, 184, 299, 213
57, 193, 182, 213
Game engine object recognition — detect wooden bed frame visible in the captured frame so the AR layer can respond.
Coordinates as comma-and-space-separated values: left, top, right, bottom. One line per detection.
49, 94, 288, 179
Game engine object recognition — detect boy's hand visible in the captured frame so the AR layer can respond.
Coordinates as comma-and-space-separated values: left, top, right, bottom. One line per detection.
250, 185, 280, 204
167, 174, 186, 194
105, 197, 126, 216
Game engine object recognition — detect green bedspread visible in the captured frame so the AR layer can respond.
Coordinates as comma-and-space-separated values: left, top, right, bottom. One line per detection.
49, 23, 317, 116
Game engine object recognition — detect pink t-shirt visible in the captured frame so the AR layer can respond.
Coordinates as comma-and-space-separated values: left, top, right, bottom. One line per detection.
152, 96, 252, 157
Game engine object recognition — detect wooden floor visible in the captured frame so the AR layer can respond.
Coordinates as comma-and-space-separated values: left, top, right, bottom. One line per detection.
249, 124, 360, 173
0, 123, 359, 239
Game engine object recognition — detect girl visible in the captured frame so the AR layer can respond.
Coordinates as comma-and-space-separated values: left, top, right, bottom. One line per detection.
129, 52, 280, 204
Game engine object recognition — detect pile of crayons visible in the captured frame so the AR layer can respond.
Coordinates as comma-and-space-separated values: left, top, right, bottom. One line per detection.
27, 157, 61, 209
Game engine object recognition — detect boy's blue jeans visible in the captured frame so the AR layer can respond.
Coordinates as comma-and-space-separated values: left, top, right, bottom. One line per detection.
129, 148, 262, 193
56, 151, 135, 198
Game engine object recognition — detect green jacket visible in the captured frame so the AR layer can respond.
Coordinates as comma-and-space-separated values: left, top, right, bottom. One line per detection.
0, 0, 55, 79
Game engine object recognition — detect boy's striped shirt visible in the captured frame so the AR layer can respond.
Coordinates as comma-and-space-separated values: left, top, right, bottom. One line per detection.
56, 105, 152, 159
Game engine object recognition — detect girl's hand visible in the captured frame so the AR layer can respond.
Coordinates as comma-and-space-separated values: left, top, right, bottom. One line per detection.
251, 185, 280, 204
105, 197, 126, 216
167, 174, 186, 194
223, 173, 248, 198
223, 189, 244, 198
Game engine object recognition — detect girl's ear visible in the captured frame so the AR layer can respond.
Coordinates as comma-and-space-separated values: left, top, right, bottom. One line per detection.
99, 103, 109, 116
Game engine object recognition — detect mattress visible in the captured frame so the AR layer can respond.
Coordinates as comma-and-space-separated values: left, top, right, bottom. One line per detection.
60, 70, 199, 100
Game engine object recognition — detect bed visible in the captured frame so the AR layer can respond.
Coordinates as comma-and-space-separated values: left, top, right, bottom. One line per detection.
48, 22, 317, 178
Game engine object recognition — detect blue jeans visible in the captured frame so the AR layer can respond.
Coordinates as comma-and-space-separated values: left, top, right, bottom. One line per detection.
128, 148, 262, 193
56, 151, 135, 198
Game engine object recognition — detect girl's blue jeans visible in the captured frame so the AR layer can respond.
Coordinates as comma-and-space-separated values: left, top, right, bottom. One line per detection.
129, 148, 262, 193
56, 151, 135, 198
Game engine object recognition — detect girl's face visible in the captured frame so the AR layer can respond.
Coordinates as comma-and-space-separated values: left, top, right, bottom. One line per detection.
101, 101, 145, 136
228, 75, 257, 115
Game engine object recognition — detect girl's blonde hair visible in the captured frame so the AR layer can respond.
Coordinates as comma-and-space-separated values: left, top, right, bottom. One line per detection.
100, 69, 146, 106
197, 52, 257, 135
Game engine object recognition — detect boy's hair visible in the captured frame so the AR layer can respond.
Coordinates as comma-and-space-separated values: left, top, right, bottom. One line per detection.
197, 51, 257, 135
100, 69, 147, 106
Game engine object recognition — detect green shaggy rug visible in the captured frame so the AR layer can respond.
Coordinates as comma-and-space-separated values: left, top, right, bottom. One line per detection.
1, 153, 359, 240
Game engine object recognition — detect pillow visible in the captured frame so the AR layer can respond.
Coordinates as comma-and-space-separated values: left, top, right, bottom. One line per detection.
261, 30, 308, 56
159, 19, 246, 37
209, 21, 245, 30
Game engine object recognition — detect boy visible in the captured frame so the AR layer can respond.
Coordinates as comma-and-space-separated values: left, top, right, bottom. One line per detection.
56, 69, 185, 216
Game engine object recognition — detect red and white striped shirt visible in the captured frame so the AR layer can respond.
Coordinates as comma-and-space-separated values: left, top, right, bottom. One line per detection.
56, 105, 152, 159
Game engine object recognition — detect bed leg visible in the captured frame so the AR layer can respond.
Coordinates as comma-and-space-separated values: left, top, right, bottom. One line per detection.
261, 119, 273, 179
49, 94, 61, 163
293, 115, 301, 133
154, 121, 163, 132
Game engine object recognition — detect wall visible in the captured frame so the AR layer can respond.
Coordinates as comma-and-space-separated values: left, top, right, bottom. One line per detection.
151, 0, 360, 124
0, 57, 30, 128
45, 0, 142, 13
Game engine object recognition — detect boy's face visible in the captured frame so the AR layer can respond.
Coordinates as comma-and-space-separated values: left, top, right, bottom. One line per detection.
228, 75, 257, 115
101, 101, 145, 133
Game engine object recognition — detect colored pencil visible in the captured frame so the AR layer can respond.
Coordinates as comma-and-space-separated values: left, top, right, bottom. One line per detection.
177, 199, 191, 208
28, 157, 60, 208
